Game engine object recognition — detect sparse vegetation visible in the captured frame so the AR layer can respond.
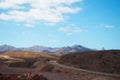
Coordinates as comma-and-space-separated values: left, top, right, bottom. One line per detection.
58, 50, 120, 74
0, 51, 58, 68
0, 50, 120, 80
0, 73, 48, 80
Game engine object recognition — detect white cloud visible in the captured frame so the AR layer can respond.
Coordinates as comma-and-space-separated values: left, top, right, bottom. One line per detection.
0, 13, 11, 20
100, 24, 113, 28
58, 24, 87, 35
49, 40, 58, 43
0, 0, 82, 25
24, 23, 34, 27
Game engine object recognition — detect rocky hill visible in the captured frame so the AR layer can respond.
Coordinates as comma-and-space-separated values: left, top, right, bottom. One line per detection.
0, 51, 58, 68
58, 50, 120, 75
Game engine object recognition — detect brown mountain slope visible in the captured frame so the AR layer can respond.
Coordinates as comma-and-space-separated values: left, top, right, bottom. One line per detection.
58, 50, 120, 75
0, 51, 58, 68
3, 51, 57, 58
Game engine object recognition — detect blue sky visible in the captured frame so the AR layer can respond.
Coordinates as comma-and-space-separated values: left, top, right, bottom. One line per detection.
0, 0, 120, 49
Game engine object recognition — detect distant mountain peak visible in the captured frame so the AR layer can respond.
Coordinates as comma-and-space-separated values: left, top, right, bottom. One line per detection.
72, 45, 83, 47
0, 44, 92, 55
0, 45, 19, 53
2, 44, 12, 47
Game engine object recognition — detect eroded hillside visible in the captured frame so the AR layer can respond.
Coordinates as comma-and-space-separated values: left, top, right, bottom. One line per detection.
0, 51, 58, 68
58, 50, 120, 75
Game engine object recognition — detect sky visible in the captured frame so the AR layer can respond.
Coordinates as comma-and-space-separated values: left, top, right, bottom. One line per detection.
0, 0, 120, 49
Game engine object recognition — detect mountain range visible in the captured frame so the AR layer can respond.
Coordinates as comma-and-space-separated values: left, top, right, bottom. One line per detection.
0, 44, 92, 55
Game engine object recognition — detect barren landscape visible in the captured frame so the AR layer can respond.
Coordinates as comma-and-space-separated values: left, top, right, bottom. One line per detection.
0, 50, 120, 80
0, 0, 120, 80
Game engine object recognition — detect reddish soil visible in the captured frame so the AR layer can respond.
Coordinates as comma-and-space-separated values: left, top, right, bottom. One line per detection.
58, 50, 120, 75
0, 65, 120, 80
0, 73, 48, 80
0, 50, 120, 80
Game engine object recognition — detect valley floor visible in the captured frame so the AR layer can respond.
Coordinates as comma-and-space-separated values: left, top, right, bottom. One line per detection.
0, 66, 120, 80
